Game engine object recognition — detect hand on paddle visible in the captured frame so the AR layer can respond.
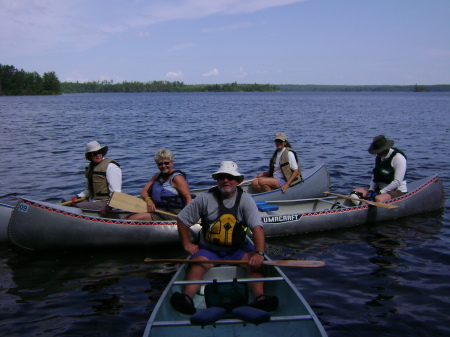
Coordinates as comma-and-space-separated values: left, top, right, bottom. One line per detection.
145, 198, 156, 213
184, 242, 199, 256
249, 252, 264, 268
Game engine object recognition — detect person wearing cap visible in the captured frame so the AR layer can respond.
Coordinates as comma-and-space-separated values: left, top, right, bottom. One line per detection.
170, 161, 278, 315
126, 148, 191, 221
251, 132, 302, 193
74, 141, 122, 213
351, 135, 407, 203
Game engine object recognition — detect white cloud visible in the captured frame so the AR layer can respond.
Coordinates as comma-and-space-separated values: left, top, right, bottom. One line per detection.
201, 22, 252, 33
238, 66, 248, 78
169, 42, 195, 52
0, 0, 306, 58
202, 69, 220, 77
136, 31, 151, 38
165, 71, 184, 79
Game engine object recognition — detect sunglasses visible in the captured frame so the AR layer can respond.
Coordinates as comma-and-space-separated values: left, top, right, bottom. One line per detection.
157, 161, 172, 167
274, 139, 284, 143
89, 151, 103, 156
216, 174, 236, 181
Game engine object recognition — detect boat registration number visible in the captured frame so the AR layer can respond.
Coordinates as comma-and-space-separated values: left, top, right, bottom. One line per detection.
18, 203, 29, 213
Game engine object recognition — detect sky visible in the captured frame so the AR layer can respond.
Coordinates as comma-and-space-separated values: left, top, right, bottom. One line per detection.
1, 0, 449, 85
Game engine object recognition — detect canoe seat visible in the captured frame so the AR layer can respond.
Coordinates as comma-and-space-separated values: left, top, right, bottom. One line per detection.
232, 306, 271, 325
190, 307, 227, 327
257, 204, 279, 212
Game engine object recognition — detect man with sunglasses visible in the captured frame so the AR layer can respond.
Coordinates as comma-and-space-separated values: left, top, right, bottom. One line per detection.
74, 141, 122, 214
170, 161, 278, 315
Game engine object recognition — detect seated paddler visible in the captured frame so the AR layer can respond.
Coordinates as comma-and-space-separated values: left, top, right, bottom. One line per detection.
74, 141, 122, 214
351, 135, 407, 204
252, 132, 302, 193
126, 148, 191, 221
170, 161, 279, 315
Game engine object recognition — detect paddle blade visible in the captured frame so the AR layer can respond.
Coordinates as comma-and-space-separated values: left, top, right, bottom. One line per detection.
109, 192, 147, 213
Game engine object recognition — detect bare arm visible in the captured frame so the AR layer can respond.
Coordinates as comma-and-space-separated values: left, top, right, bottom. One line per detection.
140, 174, 157, 212
177, 219, 199, 255
248, 225, 265, 268
171, 174, 192, 205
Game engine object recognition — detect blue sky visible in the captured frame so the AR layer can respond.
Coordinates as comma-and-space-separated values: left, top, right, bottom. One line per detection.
1, 0, 449, 85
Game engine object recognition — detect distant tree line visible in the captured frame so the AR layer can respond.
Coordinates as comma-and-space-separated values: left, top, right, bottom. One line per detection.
0, 64, 61, 95
277, 84, 450, 92
61, 80, 279, 93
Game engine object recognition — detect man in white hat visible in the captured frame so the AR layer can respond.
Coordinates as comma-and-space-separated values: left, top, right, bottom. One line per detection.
351, 135, 407, 203
74, 141, 122, 213
170, 161, 278, 315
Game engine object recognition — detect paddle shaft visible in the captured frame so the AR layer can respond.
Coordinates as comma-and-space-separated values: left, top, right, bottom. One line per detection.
324, 191, 399, 209
59, 197, 87, 206
144, 258, 325, 268
239, 178, 255, 185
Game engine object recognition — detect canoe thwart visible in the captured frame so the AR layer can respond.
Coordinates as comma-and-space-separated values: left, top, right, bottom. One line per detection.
144, 258, 326, 268
173, 277, 284, 285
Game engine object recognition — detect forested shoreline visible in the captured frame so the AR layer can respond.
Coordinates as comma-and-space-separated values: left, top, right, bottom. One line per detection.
2, 64, 450, 96
0, 64, 61, 95
61, 80, 279, 93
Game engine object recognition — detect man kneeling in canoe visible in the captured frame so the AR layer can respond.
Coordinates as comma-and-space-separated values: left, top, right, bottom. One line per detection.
171, 161, 278, 314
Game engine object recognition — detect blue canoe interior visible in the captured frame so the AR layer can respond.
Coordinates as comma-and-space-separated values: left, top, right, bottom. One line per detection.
143, 261, 327, 337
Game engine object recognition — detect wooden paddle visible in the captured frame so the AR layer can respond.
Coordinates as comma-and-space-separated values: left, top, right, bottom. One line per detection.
144, 258, 325, 268
59, 197, 87, 206
324, 191, 399, 209
239, 178, 255, 186
108, 192, 178, 217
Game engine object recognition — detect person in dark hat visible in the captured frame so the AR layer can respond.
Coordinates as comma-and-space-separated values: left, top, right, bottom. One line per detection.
351, 135, 407, 204
73, 141, 122, 213
170, 161, 278, 315
251, 132, 302, 193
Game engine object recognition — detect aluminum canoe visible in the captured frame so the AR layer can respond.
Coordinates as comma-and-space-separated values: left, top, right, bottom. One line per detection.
259, 174, 444, 237
192, 163, 330, 201
142, 260, 327, 337
6, 175, 443, 250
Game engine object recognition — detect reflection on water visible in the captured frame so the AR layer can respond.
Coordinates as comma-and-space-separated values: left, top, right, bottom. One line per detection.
0, 92, 449, 336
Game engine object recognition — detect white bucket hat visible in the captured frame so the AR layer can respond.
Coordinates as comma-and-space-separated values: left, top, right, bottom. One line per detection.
85, 141, 108, 160
212, 161, 244, 183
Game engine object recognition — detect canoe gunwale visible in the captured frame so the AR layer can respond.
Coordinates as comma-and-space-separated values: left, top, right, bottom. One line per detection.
151, 314, 315, 328
143, 262, 328, 336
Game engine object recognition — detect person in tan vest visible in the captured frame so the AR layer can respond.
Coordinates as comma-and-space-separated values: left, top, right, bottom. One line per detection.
252, 132, 302, 193
74, 141, 122, 214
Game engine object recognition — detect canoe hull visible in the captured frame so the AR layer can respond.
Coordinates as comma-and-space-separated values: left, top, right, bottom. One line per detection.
193, 163, 330, 201
261, 174, 445, 236
7, 201, 200, 250
6, 175, 443, 250
0, 203, 14, 242
143, 263, 327, 337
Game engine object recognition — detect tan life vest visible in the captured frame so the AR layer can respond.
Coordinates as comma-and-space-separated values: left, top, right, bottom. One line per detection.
85, 158, 120, 200
269, 147, 303, 186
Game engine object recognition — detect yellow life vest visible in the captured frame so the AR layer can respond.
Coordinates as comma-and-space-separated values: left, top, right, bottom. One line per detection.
202, 187, 247, 248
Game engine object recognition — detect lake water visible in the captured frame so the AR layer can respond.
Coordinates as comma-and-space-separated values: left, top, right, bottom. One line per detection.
0, 92, 449, 336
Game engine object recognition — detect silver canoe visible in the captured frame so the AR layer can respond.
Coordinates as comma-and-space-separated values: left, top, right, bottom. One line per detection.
6, 175, 443, 250
0, 202, 14, 242
259, 174, 444, 237
142, 261, 327, 337
193, 163, 330, 201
